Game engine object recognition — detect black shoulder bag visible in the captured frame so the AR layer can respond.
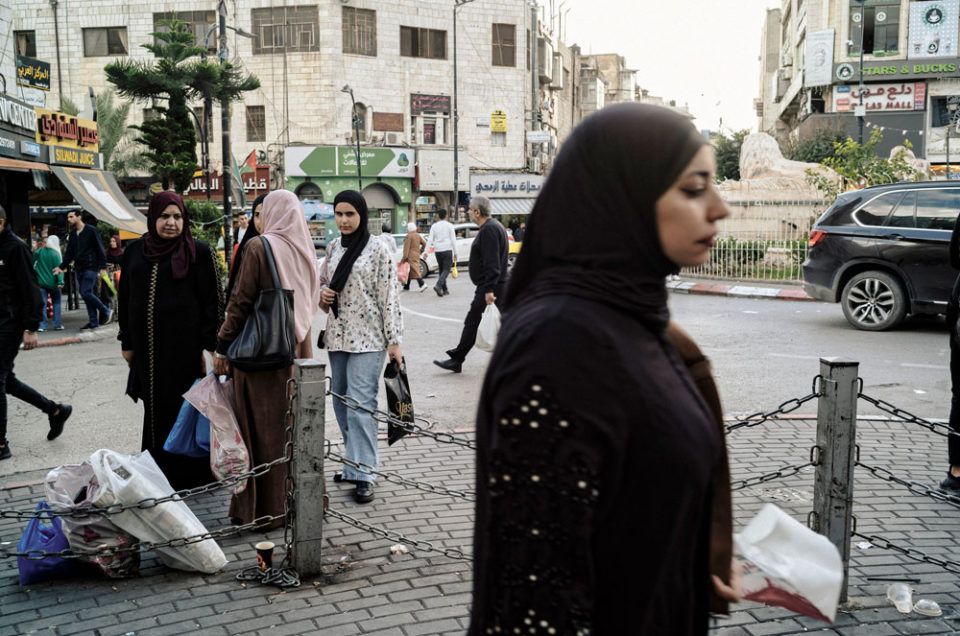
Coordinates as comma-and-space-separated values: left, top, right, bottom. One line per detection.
226, 236, 296, 372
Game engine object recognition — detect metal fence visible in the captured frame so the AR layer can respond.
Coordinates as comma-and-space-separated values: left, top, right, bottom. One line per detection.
682, 199, 829, 283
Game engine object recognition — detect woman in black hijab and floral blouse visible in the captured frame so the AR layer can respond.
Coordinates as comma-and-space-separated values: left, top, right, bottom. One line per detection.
469, 104, 740, 635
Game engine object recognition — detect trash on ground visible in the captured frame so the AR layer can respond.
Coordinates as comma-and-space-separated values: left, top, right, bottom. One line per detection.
913, 599, 942, 617
856, 541, 872, 549
390, 544, 410, 555
886, 583, 913, 614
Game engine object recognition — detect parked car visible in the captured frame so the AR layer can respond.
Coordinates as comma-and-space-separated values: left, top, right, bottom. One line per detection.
802, 181, 960, 331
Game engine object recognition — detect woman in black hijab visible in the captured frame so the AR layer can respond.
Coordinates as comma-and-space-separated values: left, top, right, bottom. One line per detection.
225, 193, 265, 301
469, 104, 739, 635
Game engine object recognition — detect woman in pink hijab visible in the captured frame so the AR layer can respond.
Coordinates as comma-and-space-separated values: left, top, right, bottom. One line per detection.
214, 189, 319, 528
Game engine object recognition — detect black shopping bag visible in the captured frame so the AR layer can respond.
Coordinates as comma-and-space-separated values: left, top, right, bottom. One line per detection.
383, 359, 414, 445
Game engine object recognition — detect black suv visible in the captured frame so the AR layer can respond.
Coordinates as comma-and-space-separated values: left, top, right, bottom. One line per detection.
802, 181, 959, 331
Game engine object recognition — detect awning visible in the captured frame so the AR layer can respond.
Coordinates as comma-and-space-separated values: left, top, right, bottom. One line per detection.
50, 165, 149, 235
0, 157, 51, 190
490, 198, 535, 215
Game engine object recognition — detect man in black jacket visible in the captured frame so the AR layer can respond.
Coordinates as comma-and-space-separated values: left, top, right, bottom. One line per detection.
434, 196, 509, 373
0, 205, 72, 460
57, 209, 109, 328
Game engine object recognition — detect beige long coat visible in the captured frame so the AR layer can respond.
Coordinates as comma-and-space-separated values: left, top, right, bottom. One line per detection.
402, 230, 426, 279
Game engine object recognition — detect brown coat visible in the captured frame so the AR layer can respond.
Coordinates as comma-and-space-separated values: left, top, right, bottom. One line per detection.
402, 230, 426, 279
665, 320, 734, 615
217, 239, 313, 527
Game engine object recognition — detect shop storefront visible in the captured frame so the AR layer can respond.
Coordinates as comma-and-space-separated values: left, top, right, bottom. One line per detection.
415, 149, 469, 230
0, 93, 49, 238
32, 107, 148, 240
469, 172, 543, 234
285, 146, 415, 233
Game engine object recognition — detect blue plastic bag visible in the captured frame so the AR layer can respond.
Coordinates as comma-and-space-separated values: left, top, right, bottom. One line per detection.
17, 501, 78, 585
164, 379, 211, 458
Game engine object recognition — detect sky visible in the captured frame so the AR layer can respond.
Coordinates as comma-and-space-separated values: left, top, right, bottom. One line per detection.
561, 0, 782, 133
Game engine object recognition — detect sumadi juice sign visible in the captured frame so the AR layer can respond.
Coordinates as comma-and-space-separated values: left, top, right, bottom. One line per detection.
35, 108, 99, 152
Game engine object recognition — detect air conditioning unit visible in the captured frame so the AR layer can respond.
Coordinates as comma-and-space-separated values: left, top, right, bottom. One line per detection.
550, 53, 564, 89
384, 131, 403, 146
537, 37, 554, 84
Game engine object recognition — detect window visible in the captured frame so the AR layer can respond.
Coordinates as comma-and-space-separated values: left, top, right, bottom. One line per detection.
849, 1, 900, 55
410, 114, 449, 145
916, 189, 960, 230
400, 26, 446, 59
491, 131, 506, 147
252, 6, 320, 54
153, 11, 216, 50
15, 31, 36, 57
82, 27, 128, 57
884, 192, 915, 228
492, 23, 516, 67
246, 105, 266, 142
343, 7, 376, 56
855, 191, 902, 225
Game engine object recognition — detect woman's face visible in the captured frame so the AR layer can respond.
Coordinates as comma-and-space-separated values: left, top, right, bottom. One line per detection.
252, 204, 264, 233
655, 146, 730, 267
335, 202, 361, 235
109, 237, 117, 249
156, 204, 184, 239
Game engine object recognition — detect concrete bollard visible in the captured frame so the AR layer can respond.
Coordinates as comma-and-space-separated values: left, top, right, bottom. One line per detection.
292, 358, 326, 577
812, 357, 859, 603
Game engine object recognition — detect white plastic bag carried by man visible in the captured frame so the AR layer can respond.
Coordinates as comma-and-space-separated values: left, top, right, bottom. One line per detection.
475, 304, 501, 352
89, 449, 228, 574
735, 504, 843, 623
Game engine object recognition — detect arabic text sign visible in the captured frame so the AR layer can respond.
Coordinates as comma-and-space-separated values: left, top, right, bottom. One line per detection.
471, 173, 543, 198
286, 146, 415, 178
16, 55, 51, 91
833, 82, 926, 112
35, 108, 99, 152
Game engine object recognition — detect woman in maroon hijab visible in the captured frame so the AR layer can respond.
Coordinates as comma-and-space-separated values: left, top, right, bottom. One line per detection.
117, 191, 223, 490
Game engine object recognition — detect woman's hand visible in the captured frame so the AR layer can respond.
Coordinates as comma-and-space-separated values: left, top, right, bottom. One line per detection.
213, 355, 231, 376
387, 344, 402, 364
711, 557, 743, 603
320, 286, 338, 305
121, 350, 134, 367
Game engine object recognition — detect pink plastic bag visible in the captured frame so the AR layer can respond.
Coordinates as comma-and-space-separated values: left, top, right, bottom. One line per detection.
397, 261, 410, 284
183, 374, 250, 494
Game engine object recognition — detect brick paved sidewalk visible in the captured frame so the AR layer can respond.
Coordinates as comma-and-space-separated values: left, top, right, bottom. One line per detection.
3, 415, 960, 635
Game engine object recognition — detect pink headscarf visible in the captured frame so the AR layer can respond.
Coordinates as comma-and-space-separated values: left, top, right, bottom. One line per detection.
260, 190, 320, 342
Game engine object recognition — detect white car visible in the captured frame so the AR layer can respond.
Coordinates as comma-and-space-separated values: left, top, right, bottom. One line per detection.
390, 222, 513, 277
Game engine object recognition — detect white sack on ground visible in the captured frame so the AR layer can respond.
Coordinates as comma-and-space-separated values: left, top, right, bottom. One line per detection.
734, 503, 843, 622
89, 449, 228, 573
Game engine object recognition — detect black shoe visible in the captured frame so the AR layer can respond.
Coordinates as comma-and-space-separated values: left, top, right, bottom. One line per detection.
445, 349, 457, 359
333, 472, 357, 484
80, 323, 97, 330
354, 482, 375, 503
939, 472, 960, 494
433, 358, 462, 373
434, 286, 444, 297
100, 309, 113, 325
48, 404, 72, 440
0, 443, 10, 460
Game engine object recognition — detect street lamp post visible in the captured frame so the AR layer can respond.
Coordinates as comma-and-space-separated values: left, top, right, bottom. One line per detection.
341, 85, 363, 190
453, 0, 477, 217
187, 106, 211, 201
855, 0, 866, 146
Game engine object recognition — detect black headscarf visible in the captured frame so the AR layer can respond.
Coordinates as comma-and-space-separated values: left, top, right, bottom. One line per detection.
328, 190, 370, 317
143, 191, 196, 279
504, 103, 707, 331
225, 193, 265, 300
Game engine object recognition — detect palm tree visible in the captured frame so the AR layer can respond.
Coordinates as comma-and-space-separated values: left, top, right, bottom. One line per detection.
95, 90, 149, 176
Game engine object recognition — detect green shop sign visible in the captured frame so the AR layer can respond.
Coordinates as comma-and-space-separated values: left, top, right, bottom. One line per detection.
834, 58, 960, 82
286, 146, 416, 179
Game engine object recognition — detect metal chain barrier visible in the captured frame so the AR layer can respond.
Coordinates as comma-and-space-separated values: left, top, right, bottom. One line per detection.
858, 390, 959, 439
725, 375, 823, 433
325, 507, 469, 561
852, 531, 960, 576
0, 454, 289, 521
1, 514, 283, 560
235, 378, 300, 588
327, 386, 475, 449
324, 441, 474, 500
730, 460, 817, 491
855, 461, 960, 512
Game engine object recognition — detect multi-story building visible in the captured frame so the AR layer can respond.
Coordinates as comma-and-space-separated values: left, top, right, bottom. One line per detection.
11, 0, 552, 230
759, 0, 960, 172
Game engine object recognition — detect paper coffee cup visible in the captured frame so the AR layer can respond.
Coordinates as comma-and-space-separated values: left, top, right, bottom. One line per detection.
256, 541, 275, 571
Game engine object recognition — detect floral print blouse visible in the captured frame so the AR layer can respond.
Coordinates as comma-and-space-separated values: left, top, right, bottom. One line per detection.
319, 236, 403, 352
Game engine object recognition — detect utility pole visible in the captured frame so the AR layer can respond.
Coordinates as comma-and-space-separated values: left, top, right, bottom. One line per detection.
219, 0, 233, 267
453, 0, 476, 217
855, 0, 866, 146
530, 1, 539, 172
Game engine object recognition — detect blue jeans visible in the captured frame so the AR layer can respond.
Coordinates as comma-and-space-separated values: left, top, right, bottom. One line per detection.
39, 288, 62, 330
78, 269, 109, 326
328, 350, 386, 484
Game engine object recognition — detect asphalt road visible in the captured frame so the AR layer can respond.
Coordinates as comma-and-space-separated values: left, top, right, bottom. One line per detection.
0, 280, 950, 482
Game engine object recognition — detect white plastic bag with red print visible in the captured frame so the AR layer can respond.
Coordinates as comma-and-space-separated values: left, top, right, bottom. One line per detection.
734, 504, 843, 623
183, 374, 250, 494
